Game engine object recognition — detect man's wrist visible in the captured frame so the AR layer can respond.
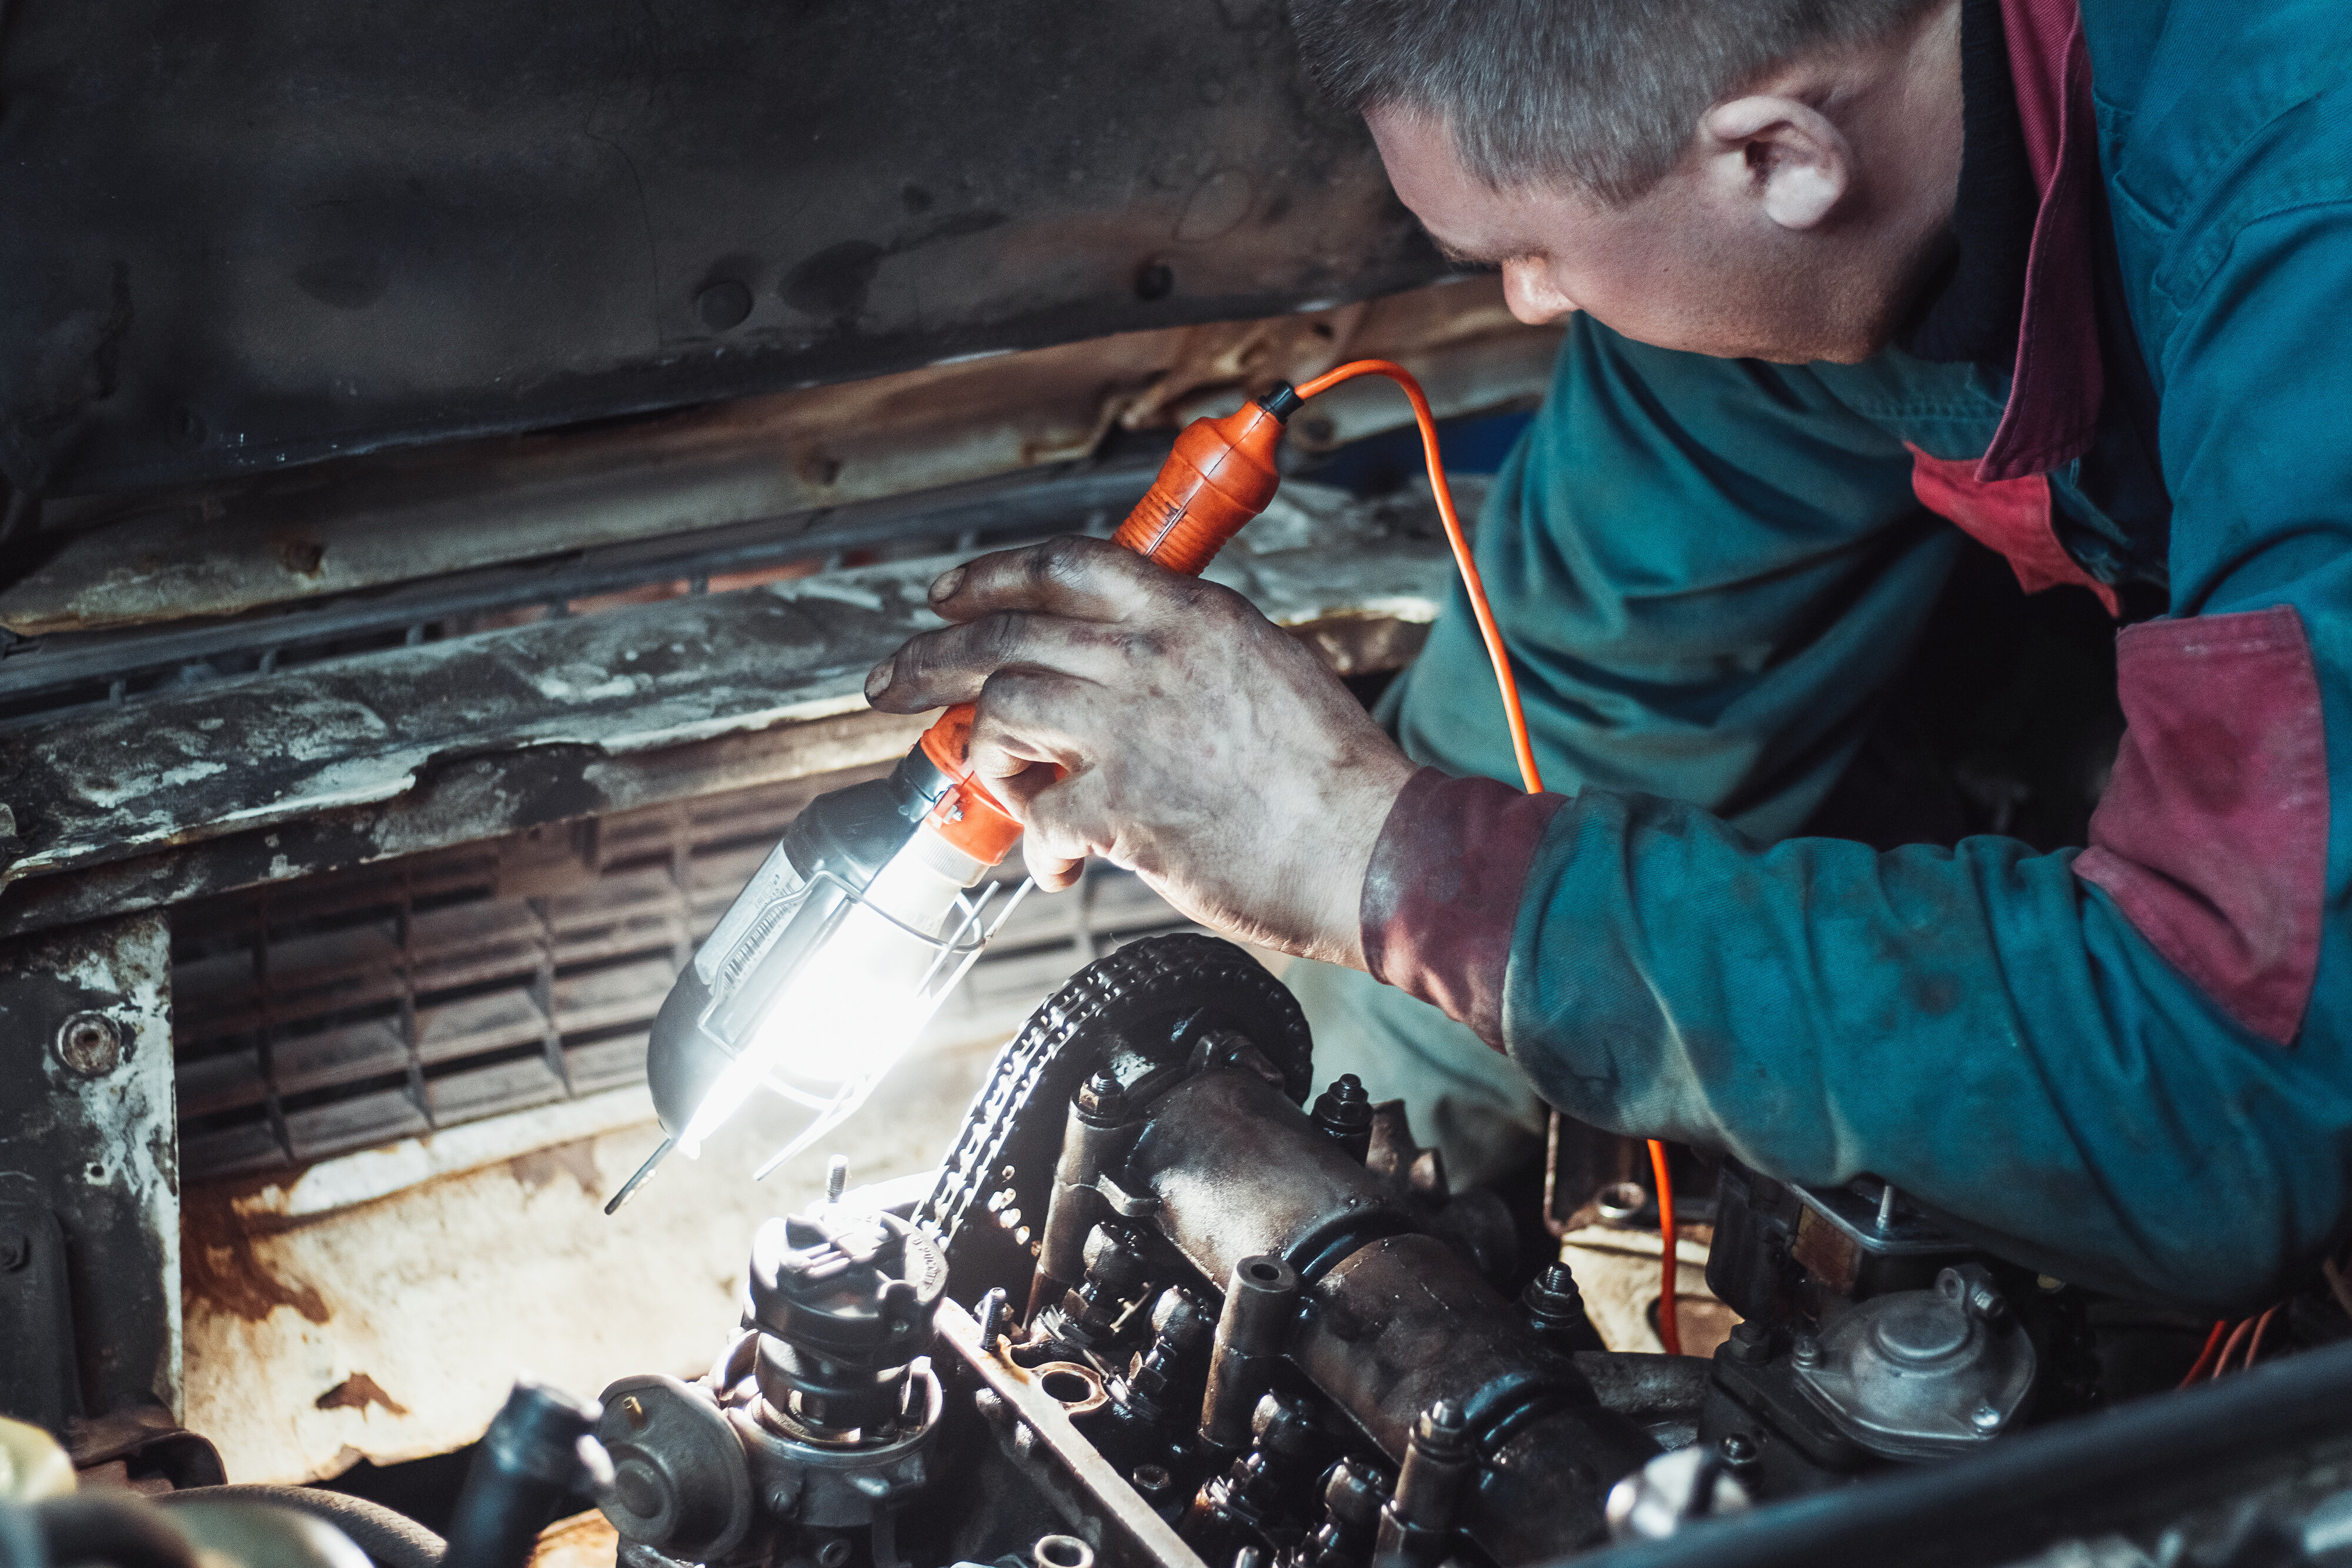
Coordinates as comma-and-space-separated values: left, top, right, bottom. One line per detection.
1358, 767, 1566, 1049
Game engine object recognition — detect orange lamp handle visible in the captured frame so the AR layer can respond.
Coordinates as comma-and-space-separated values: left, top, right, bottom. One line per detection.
917, 395, 1298, 864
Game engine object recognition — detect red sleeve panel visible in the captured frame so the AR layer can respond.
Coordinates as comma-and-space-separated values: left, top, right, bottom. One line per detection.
1359, 767, 1563, 1051
2074, 606, 2330, 1045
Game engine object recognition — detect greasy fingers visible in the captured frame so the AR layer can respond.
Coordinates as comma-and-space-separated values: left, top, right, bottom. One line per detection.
962, 671, 1095, 786
866, 611, 1145, 713
926, 535, 1180, 625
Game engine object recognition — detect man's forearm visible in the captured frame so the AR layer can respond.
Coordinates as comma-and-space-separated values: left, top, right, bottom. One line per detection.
1360, 773, 2352, 1313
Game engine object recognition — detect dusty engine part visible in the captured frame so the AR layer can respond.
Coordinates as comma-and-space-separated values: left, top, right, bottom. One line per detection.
1692, 1156, 2094, 1496
597, 1171, 950, 1568
913, 935, 1661, 1564
1790, 1264, 2035, 1459
583, 935, 2352, 1568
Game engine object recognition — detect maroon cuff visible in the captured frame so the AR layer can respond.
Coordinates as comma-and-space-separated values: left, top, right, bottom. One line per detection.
1359, 767, 1566, 1049
2075, 606, 2329, 1045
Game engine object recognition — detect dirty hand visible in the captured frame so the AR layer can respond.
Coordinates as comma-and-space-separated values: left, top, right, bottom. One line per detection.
863, 536, 1418, 969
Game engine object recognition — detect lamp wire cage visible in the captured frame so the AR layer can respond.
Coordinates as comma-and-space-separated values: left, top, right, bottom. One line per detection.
711, 869, 1034, 1182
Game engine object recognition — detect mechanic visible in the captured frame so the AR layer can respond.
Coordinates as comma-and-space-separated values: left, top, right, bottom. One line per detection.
863, 0, 2352, 1311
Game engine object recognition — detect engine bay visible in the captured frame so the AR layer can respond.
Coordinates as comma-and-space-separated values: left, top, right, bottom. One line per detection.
574, 935, 2352, 1568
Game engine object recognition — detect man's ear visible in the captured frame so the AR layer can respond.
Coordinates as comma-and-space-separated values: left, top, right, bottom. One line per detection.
1703, 95, 1853, 230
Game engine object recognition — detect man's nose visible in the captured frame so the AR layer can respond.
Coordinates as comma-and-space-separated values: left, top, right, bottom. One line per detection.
1502, 258, 1576, 325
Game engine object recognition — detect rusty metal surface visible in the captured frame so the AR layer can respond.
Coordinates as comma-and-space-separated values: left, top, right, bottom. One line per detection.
0, 0, 1452, 503
0, 482, 1465, 942
181, 1032, 998, 1485
0, 912, 179, 1427
1, 279, 1545, 636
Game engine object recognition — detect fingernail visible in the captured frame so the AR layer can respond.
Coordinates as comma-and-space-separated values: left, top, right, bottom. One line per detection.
864, 660, 893, 700
929, 566, 966, 603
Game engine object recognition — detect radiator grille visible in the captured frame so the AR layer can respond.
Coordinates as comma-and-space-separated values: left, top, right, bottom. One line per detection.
169, 767, 1197, 1182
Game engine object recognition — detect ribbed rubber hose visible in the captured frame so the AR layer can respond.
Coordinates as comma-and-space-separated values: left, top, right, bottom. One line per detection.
153, 1487, 444, 1568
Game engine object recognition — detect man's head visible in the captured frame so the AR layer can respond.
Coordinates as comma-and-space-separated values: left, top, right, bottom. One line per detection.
1291, 0, 1966, 363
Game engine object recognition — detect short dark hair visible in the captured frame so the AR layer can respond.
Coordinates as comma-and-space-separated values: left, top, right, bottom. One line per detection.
1289, 0, 1937, 204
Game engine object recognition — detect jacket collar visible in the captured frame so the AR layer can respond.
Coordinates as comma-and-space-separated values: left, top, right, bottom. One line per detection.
1979, 0, 2104, 481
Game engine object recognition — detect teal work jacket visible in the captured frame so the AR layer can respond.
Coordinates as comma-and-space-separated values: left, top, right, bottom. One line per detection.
1359, 0, 2352, 1310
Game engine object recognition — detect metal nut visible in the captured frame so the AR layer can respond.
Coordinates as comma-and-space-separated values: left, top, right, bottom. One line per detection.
55, 1012, 124, 1077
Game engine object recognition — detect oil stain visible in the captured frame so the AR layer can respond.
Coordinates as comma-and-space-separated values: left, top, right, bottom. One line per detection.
507, 1138, 601, 1197
316, 1372, 409, 1417
181, 1183, 331, 1325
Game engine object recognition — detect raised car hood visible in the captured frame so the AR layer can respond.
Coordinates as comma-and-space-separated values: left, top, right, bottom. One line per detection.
0, 0, 1445, 499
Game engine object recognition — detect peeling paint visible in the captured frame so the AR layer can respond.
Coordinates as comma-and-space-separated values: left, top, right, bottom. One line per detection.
0, 280, 1551, 637
0, 913, 182, 1418
4, 493, 1458, 949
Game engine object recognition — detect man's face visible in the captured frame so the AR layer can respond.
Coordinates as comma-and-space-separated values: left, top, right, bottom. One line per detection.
1367, 105, 1949, 365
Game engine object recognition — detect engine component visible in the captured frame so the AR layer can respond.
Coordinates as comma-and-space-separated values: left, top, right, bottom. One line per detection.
747, 1201, 946, 1437
1290, 1456, 1389, 1568
1603, 1446, 1753, 1543
1521, 1264, 1606, 1356
1696, 1156, 2072, 1494
596, 1377, 754, 1563
1790, 1265, 2035, 1459
1199, 1259, 1300, 1455
1606, 1338, 2352, 1566
583, 934, 2352, 1568
920, 935, 1315, 1305
446, 1382, 611, 1568
1369, 1402, 1469, 1568
1308, 1078, 1373, 1165
597, 1172, 949, 1567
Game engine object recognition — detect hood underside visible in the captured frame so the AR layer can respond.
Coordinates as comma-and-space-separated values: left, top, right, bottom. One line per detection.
0, 0, 1445, 500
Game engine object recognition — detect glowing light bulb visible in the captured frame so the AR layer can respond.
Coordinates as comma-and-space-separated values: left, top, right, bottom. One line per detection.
607, 743, 1031, 1215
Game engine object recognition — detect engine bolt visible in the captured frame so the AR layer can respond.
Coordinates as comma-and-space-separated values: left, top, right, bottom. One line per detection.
1792, 1335, 1822, 1369
1312, 1074, 1375, 1158
1719, 1432, 1759, 1469
975, 1286, 1011, 1351
1077, 1070, 1127, 1121
55, 1012, 123, 1078
1972, 1404, 2004, 1434
1416, 1398, 1468, 1455
825, 1155, 849, 1201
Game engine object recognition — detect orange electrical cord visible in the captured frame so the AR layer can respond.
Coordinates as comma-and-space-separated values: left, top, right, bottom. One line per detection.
2219, 1304, 2281, 1379
2179, 1320, 2229, 1387
1294, 361, 1546, 797
1295, 359, 1683, 1356
2210, 1315, 2258, 1380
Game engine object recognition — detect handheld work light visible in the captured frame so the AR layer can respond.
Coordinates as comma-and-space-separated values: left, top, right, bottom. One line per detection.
607, 360, 1515, 1215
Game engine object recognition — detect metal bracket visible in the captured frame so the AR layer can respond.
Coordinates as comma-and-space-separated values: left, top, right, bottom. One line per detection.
1090, 1174, 1161, 1219
0, 1205, 79, 1434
